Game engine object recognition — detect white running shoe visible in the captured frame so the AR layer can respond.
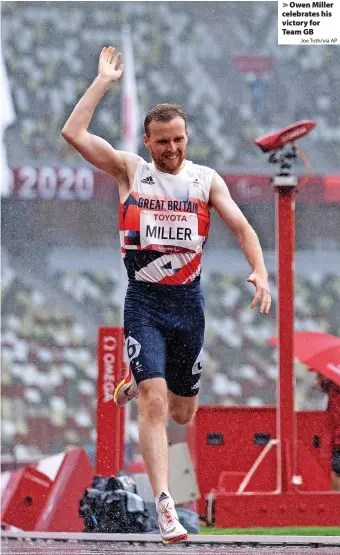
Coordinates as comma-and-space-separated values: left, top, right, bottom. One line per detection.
114, 367, 138, 407
156, 493, 188, 544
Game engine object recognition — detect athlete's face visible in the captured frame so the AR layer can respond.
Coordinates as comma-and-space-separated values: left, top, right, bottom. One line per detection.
143, 117, 188, 174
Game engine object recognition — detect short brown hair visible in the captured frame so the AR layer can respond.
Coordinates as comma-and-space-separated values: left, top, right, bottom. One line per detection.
144, 103, 187, 136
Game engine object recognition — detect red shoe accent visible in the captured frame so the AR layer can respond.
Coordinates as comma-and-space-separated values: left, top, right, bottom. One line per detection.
162, 533, 188, 545
114, 367, 137, 406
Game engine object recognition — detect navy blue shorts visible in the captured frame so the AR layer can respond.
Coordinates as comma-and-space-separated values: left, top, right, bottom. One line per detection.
124, 280, 205, 397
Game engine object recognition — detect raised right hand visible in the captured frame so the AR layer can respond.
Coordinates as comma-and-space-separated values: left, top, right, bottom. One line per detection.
98, 46, 124, 82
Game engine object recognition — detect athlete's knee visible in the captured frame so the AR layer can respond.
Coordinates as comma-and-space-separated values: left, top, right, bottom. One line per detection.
169, 404, 197, 425
141, 395, 167, 422
139, 380, 168, 422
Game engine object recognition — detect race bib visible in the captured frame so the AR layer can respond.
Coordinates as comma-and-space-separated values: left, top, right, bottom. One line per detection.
140, 210, 199, 252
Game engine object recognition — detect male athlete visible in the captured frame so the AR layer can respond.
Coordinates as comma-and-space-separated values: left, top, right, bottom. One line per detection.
62, 46, 271, 543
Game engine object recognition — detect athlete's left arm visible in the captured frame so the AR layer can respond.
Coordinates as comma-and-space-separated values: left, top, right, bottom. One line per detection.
209, 172, 271, 315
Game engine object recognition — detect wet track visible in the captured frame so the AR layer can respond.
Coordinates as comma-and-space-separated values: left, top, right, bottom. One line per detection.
2, 533, 340, 555
3, 541, 340, 555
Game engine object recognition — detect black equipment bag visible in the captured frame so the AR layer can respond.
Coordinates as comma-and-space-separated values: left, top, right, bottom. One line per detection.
79, 474, 158, 533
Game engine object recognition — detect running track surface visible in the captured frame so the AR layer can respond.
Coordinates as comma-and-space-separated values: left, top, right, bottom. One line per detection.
2, 538, 340, 555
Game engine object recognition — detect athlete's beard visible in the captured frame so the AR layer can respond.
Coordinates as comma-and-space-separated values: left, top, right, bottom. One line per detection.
150, 148, 186, 174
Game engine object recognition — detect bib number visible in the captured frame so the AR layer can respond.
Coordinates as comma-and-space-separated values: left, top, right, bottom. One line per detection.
140, 211, 199, 252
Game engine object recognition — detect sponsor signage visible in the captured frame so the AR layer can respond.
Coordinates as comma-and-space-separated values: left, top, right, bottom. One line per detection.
7, 167, 340, 204
96, 327, 125, 476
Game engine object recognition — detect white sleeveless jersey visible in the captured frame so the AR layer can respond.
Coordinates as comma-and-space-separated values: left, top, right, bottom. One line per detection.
119, 158, 215, 285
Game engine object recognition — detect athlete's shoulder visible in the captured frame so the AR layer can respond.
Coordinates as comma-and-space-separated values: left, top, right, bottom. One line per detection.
188, 160, 215, 176
189, 160, 215, 172
125, 154, 148, 168
188, 161, 216, 186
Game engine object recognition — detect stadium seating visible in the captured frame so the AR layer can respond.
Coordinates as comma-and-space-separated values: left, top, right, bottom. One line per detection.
53, 269, 121, 325
2, 2, 339, 171
1, 259, 97, 458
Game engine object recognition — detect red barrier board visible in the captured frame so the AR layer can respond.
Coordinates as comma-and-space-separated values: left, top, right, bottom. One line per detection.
187, 406, 333, 518
213, 491, 340, 528
188, 406, 340, 526
1, 448, 94, 532
34, 448, 93, 532
96, 327, 125, 476
1, 467, 52, 530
